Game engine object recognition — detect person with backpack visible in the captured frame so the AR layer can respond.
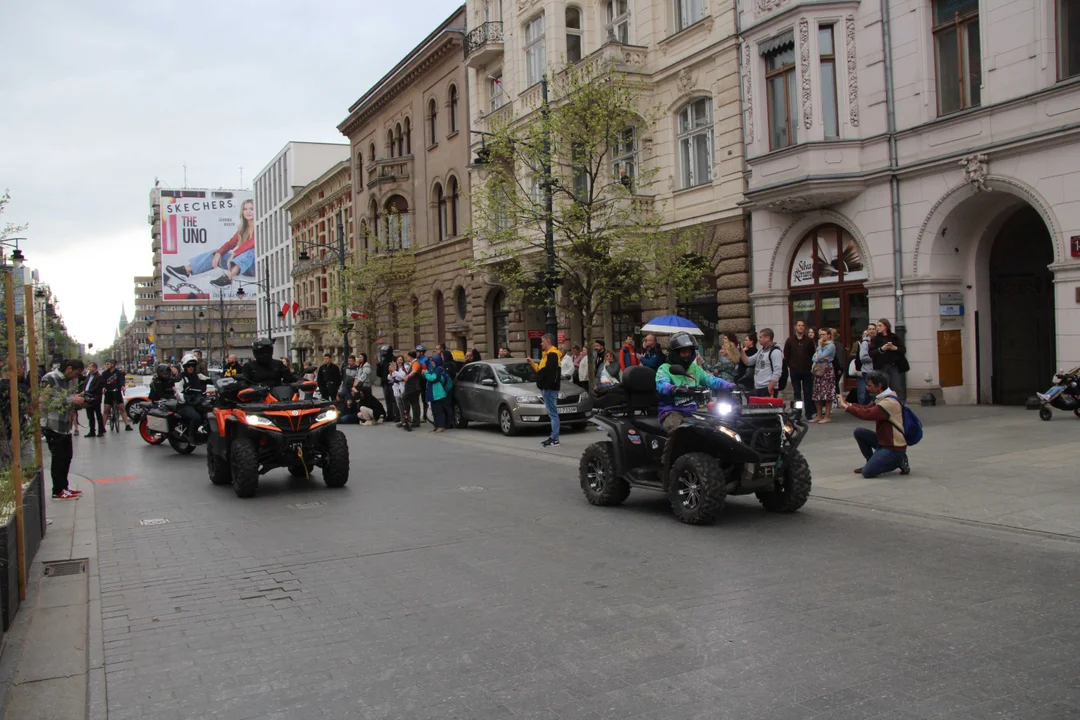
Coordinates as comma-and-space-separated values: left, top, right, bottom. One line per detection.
738, 328, 783, 397
838, 369, 913, 478
423, 353, 453, 432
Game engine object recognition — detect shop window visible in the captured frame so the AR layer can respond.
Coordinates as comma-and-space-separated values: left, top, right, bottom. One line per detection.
788, 225, 868, 352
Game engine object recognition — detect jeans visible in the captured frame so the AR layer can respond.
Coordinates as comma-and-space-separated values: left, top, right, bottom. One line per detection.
542, 389, 560, 439
857, 374, 870, 405
854, 427, 906, 478
230, 248, 256, 276
790, 371, 815, 418
85, 403, 104, 435
431, 397, 451, 429
44, 429, 73, 495
190, 250, 231, 275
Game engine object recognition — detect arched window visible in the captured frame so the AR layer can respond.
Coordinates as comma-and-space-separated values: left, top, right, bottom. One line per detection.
434, 182, 446, 242
677, 97, 713, 188
385, 195, 410, 249
412, 296, 422, 347
447, 176, 459, 237
448, 85, 459, 134
566, 6, 583, 62
369, 198, 380, 247
359, 219, 369, 253
428, 99, 438, 146
386, 128, 395, 158
788, 225, 868, 352
368, 143, 375, 162
355, 153, 364, 189
395, 123, 404, 157
404, 117, 412, 154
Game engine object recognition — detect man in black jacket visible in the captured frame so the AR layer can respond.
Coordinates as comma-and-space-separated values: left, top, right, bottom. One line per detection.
316, 353, 341, 402
100, 359, 133, 431
376, 345, 398, 423
242, 338, 297, 386
82, 362, 105, 437
529, 334, 563, 448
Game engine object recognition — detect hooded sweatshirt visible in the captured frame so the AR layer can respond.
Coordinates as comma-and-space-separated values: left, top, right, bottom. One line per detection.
424, 355, 450, 402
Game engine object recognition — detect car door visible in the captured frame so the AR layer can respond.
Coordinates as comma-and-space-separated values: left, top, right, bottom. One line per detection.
474, 364, 500, 421
455, 364, 478, 419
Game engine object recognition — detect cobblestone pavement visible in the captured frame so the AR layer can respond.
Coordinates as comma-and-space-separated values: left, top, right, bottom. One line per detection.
71, 420, 1080, 720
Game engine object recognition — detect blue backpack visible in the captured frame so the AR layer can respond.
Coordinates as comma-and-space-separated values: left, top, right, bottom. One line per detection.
438, 367, 452, 393
889, 402, 923, 446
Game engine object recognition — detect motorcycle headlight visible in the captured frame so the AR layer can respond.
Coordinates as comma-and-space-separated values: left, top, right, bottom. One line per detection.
517, 395, 543, 405
314, 408, 339, 423
717, 426, 742, 443
714, 402, 734, 416
244, 414, 275, 427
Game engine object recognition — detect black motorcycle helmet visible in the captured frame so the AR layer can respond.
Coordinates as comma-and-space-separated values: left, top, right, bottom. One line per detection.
155, 363, 172, 381
252, 337, 274, 363
668, 331, 698, 366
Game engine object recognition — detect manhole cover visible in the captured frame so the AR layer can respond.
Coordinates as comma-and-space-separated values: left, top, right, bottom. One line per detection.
458, 486, 485, 493
139, 518, 169, 526
292, 501, 325, 510
43, 559, 87, 577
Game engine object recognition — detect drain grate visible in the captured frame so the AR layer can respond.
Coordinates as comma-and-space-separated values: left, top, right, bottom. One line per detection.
291, 501, 325, 510
43, 559, 88, 577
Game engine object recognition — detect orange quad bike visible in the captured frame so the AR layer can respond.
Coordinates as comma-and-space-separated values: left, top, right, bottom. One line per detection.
207, 376, 350, 498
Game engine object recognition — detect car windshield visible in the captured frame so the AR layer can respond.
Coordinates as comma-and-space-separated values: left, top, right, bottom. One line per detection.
495, 363, 537, 384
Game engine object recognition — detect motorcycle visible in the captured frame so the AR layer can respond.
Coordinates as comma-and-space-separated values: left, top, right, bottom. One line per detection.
128, 388, 214, 454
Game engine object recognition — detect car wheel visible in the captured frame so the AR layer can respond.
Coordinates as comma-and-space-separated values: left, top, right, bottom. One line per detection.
1039, 407, 1053, 421
755, 450, 811, 513
498, 405, 518, 436
230, 438, 260, 498
322, 430, 350, 488
668, 452, 725, 525
579, 442, 630, 506
453, 403, 469, 429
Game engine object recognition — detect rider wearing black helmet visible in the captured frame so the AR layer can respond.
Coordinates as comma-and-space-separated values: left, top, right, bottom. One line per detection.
148, 363, 178, 401
242, 338, 297, 386
655, 331, 734, 432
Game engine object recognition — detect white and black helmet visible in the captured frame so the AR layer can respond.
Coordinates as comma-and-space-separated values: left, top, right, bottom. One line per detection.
181, 353, 198, 369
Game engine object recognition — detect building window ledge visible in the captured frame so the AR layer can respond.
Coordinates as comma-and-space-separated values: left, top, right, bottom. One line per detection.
661, 15, 712, 47
672, 180, 713, 196
446, 130, 460, 140
427, 142, 439, 151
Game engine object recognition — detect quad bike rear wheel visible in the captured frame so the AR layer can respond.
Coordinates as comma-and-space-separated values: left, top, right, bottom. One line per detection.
668, 452, 726, 525
756, 450, 812, 513
579, 442, 630, 506
322, 431, 350, 488
230, 438, 260, 498
207, 448, 231, 485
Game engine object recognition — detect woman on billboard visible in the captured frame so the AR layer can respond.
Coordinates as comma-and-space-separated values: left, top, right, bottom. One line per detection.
165, 199, 254, 281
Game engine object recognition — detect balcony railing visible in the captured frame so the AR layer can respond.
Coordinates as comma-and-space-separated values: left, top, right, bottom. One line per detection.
366, 156, 413, 190
296, 307, 327, 325
464, 22, 504, 68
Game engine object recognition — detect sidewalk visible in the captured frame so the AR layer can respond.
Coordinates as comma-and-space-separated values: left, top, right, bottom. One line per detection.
0, 473, 105, 720
434, 404, 1080, 538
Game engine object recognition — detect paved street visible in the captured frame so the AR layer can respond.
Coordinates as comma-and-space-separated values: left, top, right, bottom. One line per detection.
65, 411, 1080, 720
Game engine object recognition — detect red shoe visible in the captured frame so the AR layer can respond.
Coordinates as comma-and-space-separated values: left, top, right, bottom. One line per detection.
52, 489, 80, 500
67, 488, 83, 495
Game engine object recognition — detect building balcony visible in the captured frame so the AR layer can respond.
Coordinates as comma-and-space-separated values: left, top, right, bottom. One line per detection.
296, 307, 327, 325
464, 21, 503, 69
367, 155, 413, 190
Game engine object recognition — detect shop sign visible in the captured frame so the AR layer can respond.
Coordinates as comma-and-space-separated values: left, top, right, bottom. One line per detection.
939, 304, 964, 316
938, 292, 963, 305
821, 297, 840, 310
792, 299, 815, 312
527, 330, 544, 339
557, 331, 566, 344
1071, 235, 1080, 257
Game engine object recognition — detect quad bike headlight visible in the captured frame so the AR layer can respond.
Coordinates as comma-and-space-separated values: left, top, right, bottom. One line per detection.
244, 414, 276, 427
717, 426, 742, 443
314, 408, 339, 423
714, 402, 734, 416
794, 400, 804, 410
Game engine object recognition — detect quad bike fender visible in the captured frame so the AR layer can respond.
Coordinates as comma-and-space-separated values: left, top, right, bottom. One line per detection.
660, 424, 761, 490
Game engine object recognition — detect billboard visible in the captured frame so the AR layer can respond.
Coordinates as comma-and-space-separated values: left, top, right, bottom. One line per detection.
160, 189, 255, 301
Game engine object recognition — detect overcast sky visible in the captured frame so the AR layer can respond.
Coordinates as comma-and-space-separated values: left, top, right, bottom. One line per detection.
0, 0, 464, 350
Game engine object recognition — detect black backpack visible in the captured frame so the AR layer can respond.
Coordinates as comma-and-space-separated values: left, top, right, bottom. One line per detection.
766, 347, 788, 392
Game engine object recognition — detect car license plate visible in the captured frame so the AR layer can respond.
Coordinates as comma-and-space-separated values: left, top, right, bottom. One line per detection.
556, 406, 577, 415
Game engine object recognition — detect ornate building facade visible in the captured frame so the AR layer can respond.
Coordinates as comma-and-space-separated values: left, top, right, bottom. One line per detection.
337, 7, 478, 355
740, 0, 1080, 404
463, 0, 751, 356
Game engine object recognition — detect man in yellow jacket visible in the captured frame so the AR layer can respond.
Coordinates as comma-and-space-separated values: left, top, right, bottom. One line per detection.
528, 333, 563, 448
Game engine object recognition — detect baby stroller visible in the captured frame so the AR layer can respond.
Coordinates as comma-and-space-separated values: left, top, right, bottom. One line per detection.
1037, 367, 1080, 421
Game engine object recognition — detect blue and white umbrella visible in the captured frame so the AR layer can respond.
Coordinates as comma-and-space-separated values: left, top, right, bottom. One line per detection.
640, 315, 704, 336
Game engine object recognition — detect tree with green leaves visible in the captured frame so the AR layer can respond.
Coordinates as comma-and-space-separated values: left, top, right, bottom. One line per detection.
467, 59, 715, 379
341, 230, 419, 357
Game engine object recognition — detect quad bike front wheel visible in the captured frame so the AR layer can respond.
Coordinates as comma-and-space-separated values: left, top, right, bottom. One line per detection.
139, 418, 166, 445
207, 449, 231, 485
668, 452, 726, 525
1039, 407, 1053, 421
756, 450, 812, 513
322, 430, 350, 488
230, 438, 260, 498
579, 442, 630, 506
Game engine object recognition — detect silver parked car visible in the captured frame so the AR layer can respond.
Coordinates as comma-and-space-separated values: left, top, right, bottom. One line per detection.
451, 359, 593, 436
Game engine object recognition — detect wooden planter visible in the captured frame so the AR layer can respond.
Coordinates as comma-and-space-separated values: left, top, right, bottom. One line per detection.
0, 470, 45, 631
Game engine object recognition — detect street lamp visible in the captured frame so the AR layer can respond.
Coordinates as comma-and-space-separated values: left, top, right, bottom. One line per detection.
234, 264, 275, 343
295, 214, 351, 360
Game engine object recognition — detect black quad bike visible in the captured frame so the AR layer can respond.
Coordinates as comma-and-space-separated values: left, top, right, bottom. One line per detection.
579, 365, 811, 525
127, 388, 215, 454
207, 376, 350, 498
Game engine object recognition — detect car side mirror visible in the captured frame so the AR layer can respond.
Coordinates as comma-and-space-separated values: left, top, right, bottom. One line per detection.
481, 378, 496, 387
669, 364, 687, 376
